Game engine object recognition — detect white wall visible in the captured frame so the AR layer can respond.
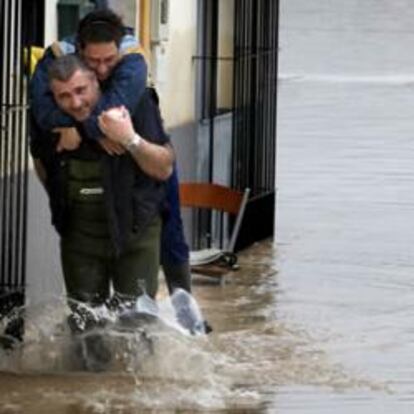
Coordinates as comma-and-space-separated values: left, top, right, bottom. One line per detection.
148, 0, 200, 183
152, 0, 197, 129
44, 0, 58, 45
217, 0, 234, 111
107, 0, 138, 33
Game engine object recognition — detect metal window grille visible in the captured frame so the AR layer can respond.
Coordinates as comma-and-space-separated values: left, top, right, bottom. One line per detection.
193, 0, 279, 250
232, 0, 278, 195
0, 0, 43, 320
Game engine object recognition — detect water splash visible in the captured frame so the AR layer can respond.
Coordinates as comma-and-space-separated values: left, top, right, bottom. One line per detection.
0, 294, 259, 412
0, 293, 209, 372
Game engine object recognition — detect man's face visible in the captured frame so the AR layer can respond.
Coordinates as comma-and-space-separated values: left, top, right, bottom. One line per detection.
81, 42, 121, 82
51, 69, 100, 122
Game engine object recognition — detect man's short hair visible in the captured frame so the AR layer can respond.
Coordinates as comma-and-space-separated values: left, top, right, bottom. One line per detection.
48, 54, 93, 83
77, 9, 124, 50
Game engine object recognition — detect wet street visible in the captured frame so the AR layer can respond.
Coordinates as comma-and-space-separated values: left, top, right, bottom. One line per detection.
1, 196, 413, 414
274, 78, 414, 412
275, 1, 414, 411
273, 1, 414, 410
2, 0, 414, 412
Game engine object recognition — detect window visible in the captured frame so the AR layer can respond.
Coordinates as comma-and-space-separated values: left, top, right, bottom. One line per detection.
198, 0, 235, 120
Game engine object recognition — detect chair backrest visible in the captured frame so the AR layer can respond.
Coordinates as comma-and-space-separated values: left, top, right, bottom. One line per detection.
179, 182, 250, 252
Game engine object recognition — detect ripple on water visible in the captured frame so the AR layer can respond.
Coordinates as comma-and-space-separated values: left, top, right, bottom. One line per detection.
212, 321, 389, 395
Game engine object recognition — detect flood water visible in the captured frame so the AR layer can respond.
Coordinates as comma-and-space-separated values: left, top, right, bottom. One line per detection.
2, 0, 414, 412
2, 238, 386, 414
275, 80, 414, 412
275, 0, 414, 412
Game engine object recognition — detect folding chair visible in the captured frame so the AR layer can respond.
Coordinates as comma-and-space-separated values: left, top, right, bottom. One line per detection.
179, 182, 250, 283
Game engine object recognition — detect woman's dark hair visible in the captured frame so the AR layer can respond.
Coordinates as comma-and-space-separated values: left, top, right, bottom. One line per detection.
77, 9, 124, 50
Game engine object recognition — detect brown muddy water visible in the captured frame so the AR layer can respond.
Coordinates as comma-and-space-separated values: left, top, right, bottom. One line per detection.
3, 0, 414, 412
0, 231, 403, 413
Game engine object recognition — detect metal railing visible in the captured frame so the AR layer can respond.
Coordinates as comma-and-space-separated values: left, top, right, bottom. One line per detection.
192, 0, 279, 250
0, 0, 44, 320
232, 0, 278, 195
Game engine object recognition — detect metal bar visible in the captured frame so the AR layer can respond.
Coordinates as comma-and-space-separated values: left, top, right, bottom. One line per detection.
218, 211, 223, 249
266, 0, 274, 191
255, 0, 261, 192
192, 55, 235, 61
262, 0, 271, 192
265, 0, 272, 190
248, 0, 257, 191
0, 0, 5, 289
228, 188, 250, 253
8, 0, 14, 287
21, 0, 31, 291
193, 50, 276, 61
267, 0, 275, 191
239, 0, 247, 189
247, 0, 254, 191
2, 0, 11, 288
231, 0, 240, 189
16, 0, 26, 288
269, 0, 279, 192
15, 0, 23, 288
0, 0, 32, 297
260, 0, 267, 190
201, 0, 208, 120
7, 0, 14, 287
238, 0, 247, 189
207, 0, 218, 182
0, 0, 4, 286
6, 0, 13, 287
9, 0, 19, 289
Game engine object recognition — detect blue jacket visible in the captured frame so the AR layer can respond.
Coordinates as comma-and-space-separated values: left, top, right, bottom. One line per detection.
29, 35, 189, 263
30, 87, 169, 255
30, 34, 147, 141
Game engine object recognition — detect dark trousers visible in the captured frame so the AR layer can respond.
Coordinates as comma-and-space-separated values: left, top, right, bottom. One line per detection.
61, 215, 161, 304
61, 158, 161, 304
161, 165, 191, 293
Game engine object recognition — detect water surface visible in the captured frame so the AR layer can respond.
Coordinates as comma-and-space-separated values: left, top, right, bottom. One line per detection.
2, 0, 414, 412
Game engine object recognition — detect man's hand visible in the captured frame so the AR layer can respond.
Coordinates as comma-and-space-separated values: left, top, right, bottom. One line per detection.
98, 137, 126, 156
98, 106, 174, 181
98, 106, 135, 146
53, 127, 81, 152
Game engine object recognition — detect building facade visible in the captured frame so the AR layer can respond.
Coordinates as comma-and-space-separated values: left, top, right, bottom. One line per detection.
0, 0, 278, 309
